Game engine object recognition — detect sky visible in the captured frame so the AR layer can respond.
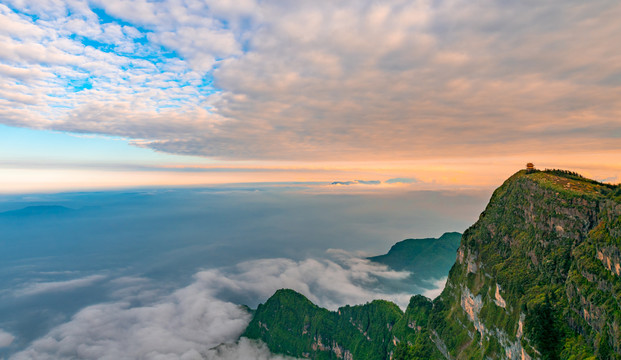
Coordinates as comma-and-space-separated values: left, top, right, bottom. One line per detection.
1, 0, 620, 192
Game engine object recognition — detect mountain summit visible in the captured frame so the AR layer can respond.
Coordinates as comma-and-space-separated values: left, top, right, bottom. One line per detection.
243, 169, 621, 359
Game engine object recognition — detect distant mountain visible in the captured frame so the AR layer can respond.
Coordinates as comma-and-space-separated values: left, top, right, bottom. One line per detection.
0, 205, 75, 218
243, 169, 621, 359
369, 232, 462, 283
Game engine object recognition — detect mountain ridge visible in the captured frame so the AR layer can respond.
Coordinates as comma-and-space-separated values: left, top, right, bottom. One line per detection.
243, 169, 621, 359
368, 232, 461, 286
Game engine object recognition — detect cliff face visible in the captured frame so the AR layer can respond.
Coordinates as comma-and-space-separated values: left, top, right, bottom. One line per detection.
432, 170, 621, 360
244, 170, 621, 360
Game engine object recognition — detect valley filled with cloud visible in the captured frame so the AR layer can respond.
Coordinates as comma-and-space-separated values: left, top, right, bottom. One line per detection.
0, 187, 479, 358
10, 250, 445, 359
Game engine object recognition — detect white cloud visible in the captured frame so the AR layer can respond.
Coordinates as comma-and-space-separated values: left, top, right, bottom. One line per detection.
0, 5, 48, 40
11, 250, 443, 359
422, 277, 447, 299
194, 255, 414, 311
14, 274, 107, 297
4, 0, 619, 160
204, 338, 296, 360
0, 329, 15, 348
12, 281, 252, 359
0, 63, 50, 80
0, 0, 219, 137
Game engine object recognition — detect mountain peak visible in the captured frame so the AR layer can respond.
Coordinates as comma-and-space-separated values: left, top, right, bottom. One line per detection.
435, 169, 621, 359
503, 168, 619, 198
243, 170, 621, 359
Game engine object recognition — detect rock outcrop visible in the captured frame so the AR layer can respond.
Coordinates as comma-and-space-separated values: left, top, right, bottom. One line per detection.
243, 170, 621, 359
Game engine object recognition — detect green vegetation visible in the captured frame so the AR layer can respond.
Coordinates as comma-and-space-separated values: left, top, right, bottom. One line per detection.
391, 295, 444, 359
525, 294, 563, 360
244, 170, 621, 359
368, 232, 462, 286
429, 170, 621, 359
244, 290, 444, 359
243, 289, 407, 359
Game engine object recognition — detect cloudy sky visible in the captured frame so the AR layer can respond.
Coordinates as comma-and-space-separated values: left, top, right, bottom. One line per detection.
1, 0, 620, 191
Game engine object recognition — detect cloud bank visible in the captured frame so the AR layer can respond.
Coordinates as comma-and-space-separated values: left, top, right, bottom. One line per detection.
195, 250, 415, 311
12, 278, 253, 359
421, 277, 448, 299
1, 0, 620, 161
204, 338, 295, 360
385, 178, 418, 185
0, 329, 15, 348
12, 251, 441, 359
331, 180, 381, 186
14, 274, 107, 297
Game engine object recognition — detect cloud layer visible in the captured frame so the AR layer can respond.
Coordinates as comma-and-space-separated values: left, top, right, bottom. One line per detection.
12, 283, 252, 359
11, 251, 440, 359
1, 0, 620, 161
203, 338, 295, 360
194, 250, 416, 311
0, 329, 15, 348
13, 274, 107, 297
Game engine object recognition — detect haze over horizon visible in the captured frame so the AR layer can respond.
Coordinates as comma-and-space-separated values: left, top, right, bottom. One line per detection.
0, 185, 487, 358
1, 0, 620, 192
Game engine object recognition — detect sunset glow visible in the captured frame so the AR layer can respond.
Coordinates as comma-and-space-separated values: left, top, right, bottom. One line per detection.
1, 0, 620, 191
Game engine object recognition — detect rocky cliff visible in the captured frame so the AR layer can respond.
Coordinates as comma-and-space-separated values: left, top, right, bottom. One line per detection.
243, 169, 621, 359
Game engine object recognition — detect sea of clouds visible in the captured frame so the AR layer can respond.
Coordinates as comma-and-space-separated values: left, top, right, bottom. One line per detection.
9, 250, 445, 359
0, 188, 480, 359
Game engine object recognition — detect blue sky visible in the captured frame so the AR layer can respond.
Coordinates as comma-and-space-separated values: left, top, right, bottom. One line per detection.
0, 125, 191, 165
0, 0, 620, 191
